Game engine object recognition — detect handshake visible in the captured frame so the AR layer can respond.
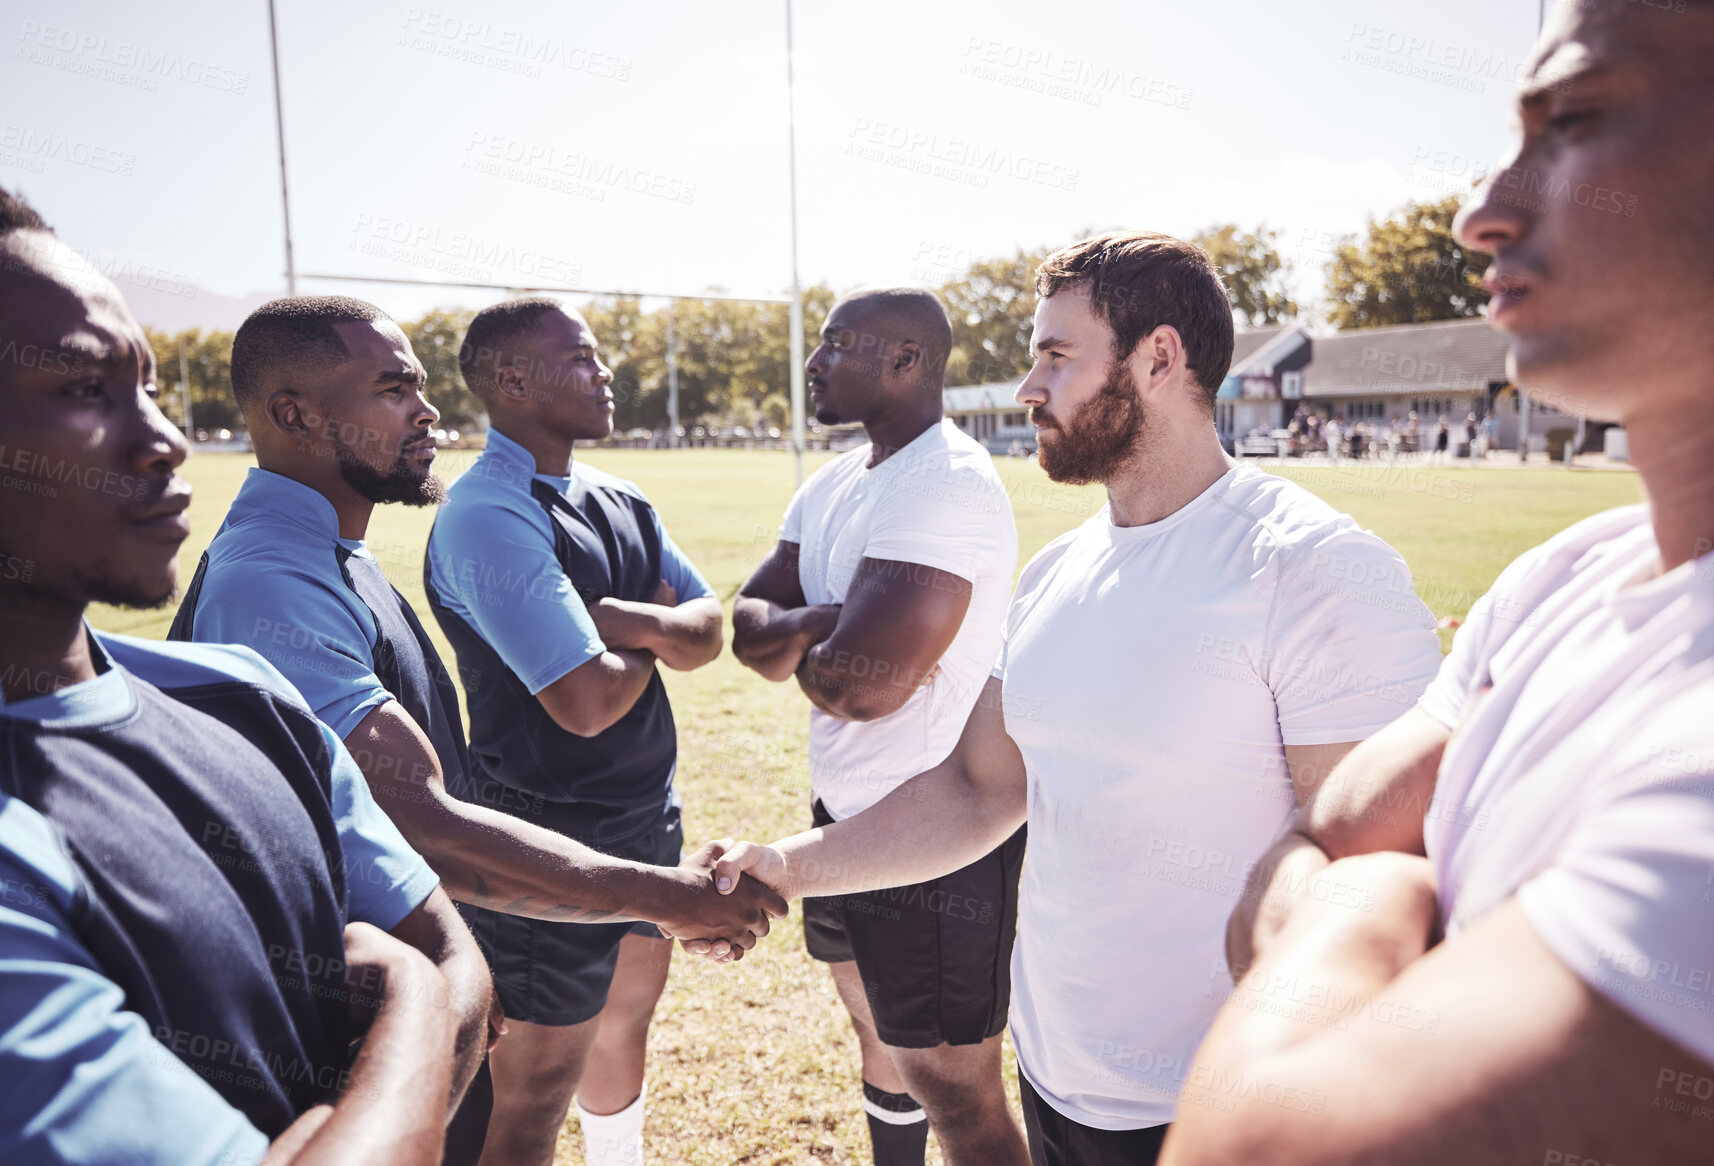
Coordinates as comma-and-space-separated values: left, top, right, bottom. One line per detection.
656, 838, 794, 963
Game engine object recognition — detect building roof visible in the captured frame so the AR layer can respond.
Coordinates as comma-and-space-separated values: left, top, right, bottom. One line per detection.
943, 383, 1021, 412
1301, 317, 1511, 398
1230, 325, 1288, 369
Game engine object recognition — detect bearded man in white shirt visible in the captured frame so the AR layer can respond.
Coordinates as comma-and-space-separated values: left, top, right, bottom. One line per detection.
702, 234, 1442, 1166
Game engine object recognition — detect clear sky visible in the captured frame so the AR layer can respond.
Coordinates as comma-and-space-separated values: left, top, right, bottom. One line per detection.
0, 0, 1541, 329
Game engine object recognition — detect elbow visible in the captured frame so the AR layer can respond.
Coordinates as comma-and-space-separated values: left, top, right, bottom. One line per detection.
542, 697, 622, 738
815, 685, 899, 723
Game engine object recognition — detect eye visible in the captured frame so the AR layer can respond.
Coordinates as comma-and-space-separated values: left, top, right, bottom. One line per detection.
1545, 108, 1596, 135
67, 379, 104, 400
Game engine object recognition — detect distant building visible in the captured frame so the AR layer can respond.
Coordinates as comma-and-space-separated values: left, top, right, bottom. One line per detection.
1214, 325, 1312, 447
942, 316, 1587, 456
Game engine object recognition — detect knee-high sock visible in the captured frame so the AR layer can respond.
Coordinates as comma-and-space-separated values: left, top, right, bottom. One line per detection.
863, 1081, 928, 1166
576, 1085, 645, 1166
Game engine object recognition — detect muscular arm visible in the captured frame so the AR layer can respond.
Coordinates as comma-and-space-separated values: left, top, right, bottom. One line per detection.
1166, 859, 1714, 1165
1228, 709, 1452, 976
708, 675, 1027, 903
385, 889, 491, 1110
261, 924, 455, 1166
343, 702, 784, 945
794, 556, 974, 723
534, 646, 658, 737
732, 539, 842, 683
590, 584, 724, 672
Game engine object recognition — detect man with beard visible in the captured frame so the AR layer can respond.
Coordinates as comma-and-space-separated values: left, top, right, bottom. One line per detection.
696, 233, 1442, 1165
731, 288, 1023, 1166
424, 298, 752, 1166
172, 297, 783, 1164
0, 187, 475, 1163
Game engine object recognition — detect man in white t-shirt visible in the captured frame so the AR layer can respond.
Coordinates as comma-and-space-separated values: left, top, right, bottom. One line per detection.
705, 243, 1441, 1166
1186, 4, 1714, 1163
732, 288, 1024, 1166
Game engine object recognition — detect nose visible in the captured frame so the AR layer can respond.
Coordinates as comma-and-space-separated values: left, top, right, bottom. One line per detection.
594, 359, 613, 387
806, 343, 827, 379
1016, 360, 1048, 407
133, 387, 190, 477
1455, 149, 1531, 257
415, 388, 442, 427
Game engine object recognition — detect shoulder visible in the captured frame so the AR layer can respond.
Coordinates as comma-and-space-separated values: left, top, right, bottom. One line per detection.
435, 464, 553, 545
0, 795, 80, 915
1014, 519, 1091, 596
97, 632, 314, 713
1216, 468, 1411, 577
573, 460, 654, 509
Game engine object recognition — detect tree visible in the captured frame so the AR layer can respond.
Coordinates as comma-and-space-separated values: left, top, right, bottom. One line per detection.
1192, 224, 1298, 325
1323, 195, 1490, 329
937, 247, 1053, 387
399, 308, 481, 433
145, 327, 240, 434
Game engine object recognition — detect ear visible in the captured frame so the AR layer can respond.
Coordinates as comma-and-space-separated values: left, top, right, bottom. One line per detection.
891, 340, 922, 378
1134, 324, 1187, 396
265, 388, 315, 442
495, 360, 529, 402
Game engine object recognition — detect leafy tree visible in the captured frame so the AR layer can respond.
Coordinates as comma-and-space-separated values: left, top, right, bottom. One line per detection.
145, 327, 240, 434
937, 247, 1053, 386
399, 308, 481, 433
1323, 195, 1490, 329
1192, 224, 1298, 325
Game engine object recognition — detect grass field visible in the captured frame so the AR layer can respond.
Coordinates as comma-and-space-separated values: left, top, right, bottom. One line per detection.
88, 449, 1644, 1164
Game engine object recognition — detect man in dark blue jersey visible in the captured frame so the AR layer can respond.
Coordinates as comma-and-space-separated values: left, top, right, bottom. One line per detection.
0, 187, 486, 1164
424, 298, 726, 1166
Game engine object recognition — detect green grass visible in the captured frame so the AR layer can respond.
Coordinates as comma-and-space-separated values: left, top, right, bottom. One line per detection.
88, 449, 1643, 1163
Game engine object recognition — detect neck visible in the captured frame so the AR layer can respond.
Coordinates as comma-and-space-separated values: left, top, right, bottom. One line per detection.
258, 457, 375, 541
1625, 403, 1714, 572
863, 399, 942, 468
495, 418, 575, 477
0, 592, 95, 702
1101, 417, 1233, 528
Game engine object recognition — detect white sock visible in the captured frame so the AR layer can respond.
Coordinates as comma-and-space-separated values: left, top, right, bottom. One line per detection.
575, 1086, 646, 1166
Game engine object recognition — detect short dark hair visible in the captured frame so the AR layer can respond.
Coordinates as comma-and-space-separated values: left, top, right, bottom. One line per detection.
836, 286, 953, 385
231, 295, 391, 414
458, 297, 569, 393
1035, 231, 1235, 408
0, 186, 50, 238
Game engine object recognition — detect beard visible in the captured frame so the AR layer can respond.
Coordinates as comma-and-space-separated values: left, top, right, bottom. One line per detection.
335, 444, 446, 507
1032, 359, 1146, 485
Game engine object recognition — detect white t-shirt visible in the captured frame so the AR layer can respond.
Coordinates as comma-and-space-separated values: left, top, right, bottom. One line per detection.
998, 464, 1442, 1130
781, 419, 1019, 820
1417, 505, 1714, 1066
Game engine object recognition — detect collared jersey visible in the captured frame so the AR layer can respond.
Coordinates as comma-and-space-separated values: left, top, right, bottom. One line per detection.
169, 467, 472, 802
0, 630, 436, 1164
425, 428, 713, 843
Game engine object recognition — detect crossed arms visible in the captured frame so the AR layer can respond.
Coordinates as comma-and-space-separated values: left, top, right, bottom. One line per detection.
1159, 709, 1714, 1164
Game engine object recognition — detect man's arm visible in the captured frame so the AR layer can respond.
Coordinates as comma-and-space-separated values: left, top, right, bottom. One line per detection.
589, 580, 723, 672
532, 645, 658, 737
344, 702, 785, 946
1165, 858, 1714, 1165
1228, 709, 1452, 976
384, 889, 492, 1111
263, 923, 457, 1166
699, 675, 1026, 911
732, 539, 841, 683
794, 555, 973, 723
